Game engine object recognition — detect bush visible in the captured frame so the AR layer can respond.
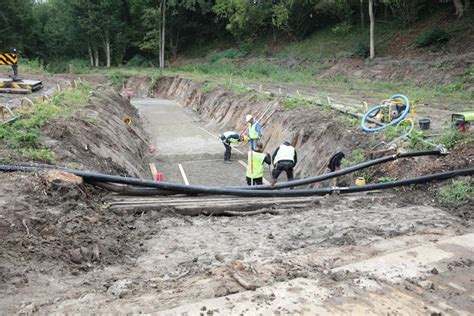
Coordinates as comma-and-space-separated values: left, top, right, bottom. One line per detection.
127, 54, 152, 67
352, 41, 369, 59
332, 22, 352, 34
46, 59, 91, 73
436, 128, 473, 149
437, 180, 473, 206
415, 28, 449, 49
207, 49, 248, 63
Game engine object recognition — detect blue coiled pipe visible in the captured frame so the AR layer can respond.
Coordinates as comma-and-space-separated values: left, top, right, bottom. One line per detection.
361, 94, 411, 133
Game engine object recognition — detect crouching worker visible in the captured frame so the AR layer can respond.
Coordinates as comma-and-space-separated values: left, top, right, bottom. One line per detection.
271, 141, 297, 186
246, 142, 271, 186
219, 131, 243, 163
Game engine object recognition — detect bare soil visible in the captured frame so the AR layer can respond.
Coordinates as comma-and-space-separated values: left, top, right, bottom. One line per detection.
0, 74, 472, 314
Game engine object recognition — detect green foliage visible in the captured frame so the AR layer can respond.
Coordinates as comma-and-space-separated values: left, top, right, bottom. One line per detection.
281, 98, 314, 111
415, 28, 450, 49
45, 59, 91, 74
436, 128, 474, 149
342, 148, 367, 167
108, 72, 129, 89
332, 22, 352, 34
352, 41, 369, 59
382, 0, 426, 28
24, 148, 56, 164
127, 55, 152, 67
207, 49, 248, 63
202, 82, 218, 94
437, 180, 473, 207
272, 3, 290, 33
405, 129, 430, 150
0, 83, 90, 162
382, 125, 402, 141
378, 176, 398, 183
21, 58, 44, 72
149, 74, 160, 90
468, 65, 474, 81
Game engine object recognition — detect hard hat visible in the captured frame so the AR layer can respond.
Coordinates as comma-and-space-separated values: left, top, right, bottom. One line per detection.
245, 114, 253, 122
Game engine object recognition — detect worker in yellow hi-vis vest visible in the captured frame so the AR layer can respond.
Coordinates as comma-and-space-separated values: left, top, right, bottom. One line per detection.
246, 141, 271, 186
245, 114, 262, 151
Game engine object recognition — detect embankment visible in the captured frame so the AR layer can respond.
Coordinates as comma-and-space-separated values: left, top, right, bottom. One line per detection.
42, 88, 149, 177
152, 76, 371, 182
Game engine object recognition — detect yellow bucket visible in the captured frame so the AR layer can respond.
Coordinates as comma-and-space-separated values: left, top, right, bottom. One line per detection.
355, 177, 366, 186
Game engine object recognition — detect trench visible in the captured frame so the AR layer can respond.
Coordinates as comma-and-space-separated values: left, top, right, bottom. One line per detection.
1, 76, 472, 315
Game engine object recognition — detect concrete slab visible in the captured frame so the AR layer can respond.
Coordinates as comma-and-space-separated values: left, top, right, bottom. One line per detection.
133, 98, 224, 160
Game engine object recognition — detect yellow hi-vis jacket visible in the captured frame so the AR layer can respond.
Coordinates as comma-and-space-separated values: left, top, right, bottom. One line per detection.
274, 144, 295, 165
246, 151, 266, 179
248, 123, 260, 140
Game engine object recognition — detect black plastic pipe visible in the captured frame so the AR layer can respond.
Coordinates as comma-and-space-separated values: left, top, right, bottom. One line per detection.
230, 149, 445, 190
7, 149, 444, 195
1, 164, 472, 197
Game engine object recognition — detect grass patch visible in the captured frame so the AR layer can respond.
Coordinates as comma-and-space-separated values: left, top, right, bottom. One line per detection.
281, 98, 314, 111
342, 148, 367, 167
435, 128, 474, 149
437, 180, 473, 207
0, 82, 91, 162
108, 71, 130, 89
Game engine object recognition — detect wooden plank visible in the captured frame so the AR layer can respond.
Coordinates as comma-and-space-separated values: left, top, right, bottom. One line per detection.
178, 163, 190, 185
149, 163, 158, 180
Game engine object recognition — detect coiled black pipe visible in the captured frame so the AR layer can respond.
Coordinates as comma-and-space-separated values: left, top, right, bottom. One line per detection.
1, 164, 472, 197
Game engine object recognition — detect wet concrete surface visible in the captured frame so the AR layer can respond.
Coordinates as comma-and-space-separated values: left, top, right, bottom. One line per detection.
132, 98, 270, 187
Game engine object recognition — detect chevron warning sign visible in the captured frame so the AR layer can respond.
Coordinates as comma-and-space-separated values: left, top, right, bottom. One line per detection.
0, 53, 18, 65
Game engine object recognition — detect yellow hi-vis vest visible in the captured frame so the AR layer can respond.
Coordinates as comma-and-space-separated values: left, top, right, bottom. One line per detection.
274, 144, 295, 165
246, 151, 266, 179
248, 123, 259, 140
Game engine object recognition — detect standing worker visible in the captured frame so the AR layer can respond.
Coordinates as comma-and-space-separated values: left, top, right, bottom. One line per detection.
245, 114, 262, 151
219, 131, 243, 163
246, 142, 271, 186
271, 141, 297, 186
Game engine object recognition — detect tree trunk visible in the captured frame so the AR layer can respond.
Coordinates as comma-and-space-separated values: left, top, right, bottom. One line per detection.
360, 0, 365, 28
453, 0, 464, 19
94, 46, 99, 67
160, 0, 166, 69
369, 0, 375, 59
88, 45, 94, 67
105, 31, 111, 68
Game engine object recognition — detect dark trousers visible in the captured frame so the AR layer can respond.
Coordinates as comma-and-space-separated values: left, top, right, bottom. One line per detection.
223, 142, 232, 161
272, 161, 295, 181
246, 177, 263, 186
249, 139, 258, 151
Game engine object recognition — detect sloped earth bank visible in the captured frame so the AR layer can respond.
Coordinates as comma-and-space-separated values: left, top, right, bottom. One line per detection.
0, 76, 472, 314
153, 76, 374, 185
0, 87, 152, 313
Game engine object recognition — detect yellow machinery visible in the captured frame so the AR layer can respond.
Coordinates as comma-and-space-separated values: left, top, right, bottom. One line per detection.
0, 49, 43, 94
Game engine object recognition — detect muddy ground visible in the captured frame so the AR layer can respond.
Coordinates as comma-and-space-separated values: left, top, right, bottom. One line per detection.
0, 74, 473, 314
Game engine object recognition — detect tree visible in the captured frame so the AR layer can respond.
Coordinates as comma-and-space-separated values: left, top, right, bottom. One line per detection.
453, 0, 470, 19
369, 0, 375, 59
0, 0, 36, 54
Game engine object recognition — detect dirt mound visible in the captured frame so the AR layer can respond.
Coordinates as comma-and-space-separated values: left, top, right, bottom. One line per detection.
372, 141, 474, 219
321, 52, 473, 86
43, 89, 148, 177
0, 171, 163, 291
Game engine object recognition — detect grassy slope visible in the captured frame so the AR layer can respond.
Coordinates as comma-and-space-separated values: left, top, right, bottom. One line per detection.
21, 9, 474, 108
